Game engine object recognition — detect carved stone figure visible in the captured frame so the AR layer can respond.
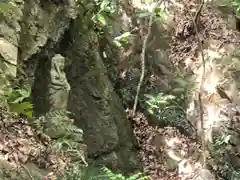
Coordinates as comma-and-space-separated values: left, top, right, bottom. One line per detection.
48, 54, 70, 111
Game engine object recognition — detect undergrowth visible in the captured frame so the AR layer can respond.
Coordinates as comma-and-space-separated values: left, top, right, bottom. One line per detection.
212, 134, 240, 180
82, 165, 149, 180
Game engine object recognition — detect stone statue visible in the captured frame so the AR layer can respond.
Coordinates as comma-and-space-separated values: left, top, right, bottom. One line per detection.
48, 54, 70, 111
31, 54, 87, 167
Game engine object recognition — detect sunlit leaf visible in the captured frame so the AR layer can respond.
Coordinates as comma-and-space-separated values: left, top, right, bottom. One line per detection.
113, 40, 122, 48
144, 94, 154, 99
114, 32, 131, 42
24, 110, 33, 118
11, 96, 25, 103
156, 100, 168, 104
174, 78, 188, 87
95, 13, 106, 25
136, 11, 153, 18
172, 88, 185, 93
100, 0, 109, 9
224, 135, 231, 144
0, 2, 14, 14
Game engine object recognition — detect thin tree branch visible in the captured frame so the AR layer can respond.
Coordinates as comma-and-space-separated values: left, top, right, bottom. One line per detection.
132, 6, 155, 117
19, 163, 34, 180
183, 0, 206, 168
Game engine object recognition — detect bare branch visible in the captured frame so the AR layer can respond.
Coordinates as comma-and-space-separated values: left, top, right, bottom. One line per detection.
183, 0, 206, 168
132, 4, 155, 117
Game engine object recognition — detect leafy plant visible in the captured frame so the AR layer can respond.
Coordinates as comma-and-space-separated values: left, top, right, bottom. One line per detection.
212, 134, 240, 180
216, 0, 240, 18
144, 91, 195, 134
0, 0, 14, 15
144, 93, 176, 115
231, 0, 240, 18
1, 84, 33, 118
91, 0, 117, 26
87, 167, 149, 180
113, 32, 131, 48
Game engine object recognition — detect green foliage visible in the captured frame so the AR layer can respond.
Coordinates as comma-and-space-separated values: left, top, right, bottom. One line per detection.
0, 81, 33, 118
98, 167, 149, 180
83, 166, 149, 180
39, 110, 88, 179
0, 0, 14, 15
113, 3, 167, 48
91, 0, 117, 26
144, 93, 175, 114
144, 92, 188, 127
0, 56, 33, 118
212, 134, 240, 180
0, 0, 21, 22
135, 5, 165, 19
61, 162, 149, 180
5, 85, 33, 118
113, 32, 131, 48
231, 0, 240, 18
143, 78, 194, 134
217, 0, 240, 18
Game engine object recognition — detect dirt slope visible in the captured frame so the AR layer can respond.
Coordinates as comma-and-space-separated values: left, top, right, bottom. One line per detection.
131, 1, 240, 179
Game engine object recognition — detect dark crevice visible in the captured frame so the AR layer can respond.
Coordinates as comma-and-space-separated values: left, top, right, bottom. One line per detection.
236, 17, 240, 32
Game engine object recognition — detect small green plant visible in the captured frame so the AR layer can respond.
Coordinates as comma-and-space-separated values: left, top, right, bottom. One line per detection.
231, 0, 240, 18
144, 93, 176, 115
217, 0, 240, 18
0, 0, 14, 15
113, 32, 131, 48
144, 91, 195, 134
212, 134, 240, 179
91, 167, 149, 180
1, 85, 33, 118
91, 0, 117, 26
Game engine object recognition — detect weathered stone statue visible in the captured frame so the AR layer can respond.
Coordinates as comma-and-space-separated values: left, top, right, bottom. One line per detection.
48, 54, 70, 111
31, 54, 87, 167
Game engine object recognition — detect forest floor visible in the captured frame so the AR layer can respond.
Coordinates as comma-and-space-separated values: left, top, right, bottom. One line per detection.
129, 109, 200, 180
130, 0, 240, 180
0, 107, 69, 179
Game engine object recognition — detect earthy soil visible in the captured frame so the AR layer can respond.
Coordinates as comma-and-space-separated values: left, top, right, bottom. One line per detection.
0, 107, 69, 179
129, 109, 200, 180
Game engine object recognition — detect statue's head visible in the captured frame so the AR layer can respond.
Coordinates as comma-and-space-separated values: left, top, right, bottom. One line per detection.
52, 54, 65, 71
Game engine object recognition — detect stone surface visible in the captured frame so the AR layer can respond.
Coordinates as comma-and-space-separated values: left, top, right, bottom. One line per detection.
48, 54, 70, 111
1, 0, 140, 175
64, 16, 140, 173
19, 0, 76, 61
0, 38, 18, 77
0, 0, 24, 46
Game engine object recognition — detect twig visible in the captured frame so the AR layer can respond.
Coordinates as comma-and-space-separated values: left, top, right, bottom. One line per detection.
193, 1, 204, 26
183, 0, 206, 168
132, 3, 158, 117
19, 163, 34, 180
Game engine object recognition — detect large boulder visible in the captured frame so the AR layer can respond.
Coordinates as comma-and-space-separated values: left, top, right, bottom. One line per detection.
64, 17, 140, 173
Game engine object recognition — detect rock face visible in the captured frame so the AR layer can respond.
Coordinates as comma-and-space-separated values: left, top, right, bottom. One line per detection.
64, 17, 140, 173
0, 0, 140, 175
19, 0, 77, 61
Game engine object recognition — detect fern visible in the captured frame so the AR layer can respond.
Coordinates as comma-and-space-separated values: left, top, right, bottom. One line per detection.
96, 167, 149, 180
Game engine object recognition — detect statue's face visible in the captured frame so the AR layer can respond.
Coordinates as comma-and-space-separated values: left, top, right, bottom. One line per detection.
56, 58, 65, 71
